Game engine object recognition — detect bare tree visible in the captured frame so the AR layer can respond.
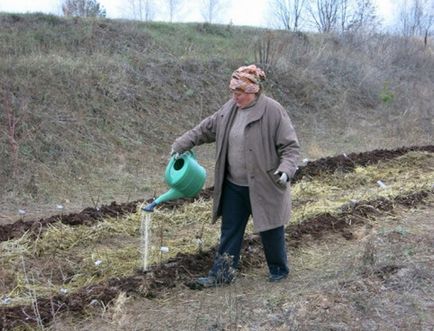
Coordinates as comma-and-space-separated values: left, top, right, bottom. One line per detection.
339, 0, 349, 32
423, 2, 434, 45
400, 0, 422, 36
307, 0, 341, 32
201, 0, 226, 23
127, 0, 155, 21
269, 0, 306, 31
167, 0, 183, 23
346, 0, 378, 33
306, 0, 377, 33
398, 0, 433, 45
0, 83, 34, 180
61, 0, 106, 17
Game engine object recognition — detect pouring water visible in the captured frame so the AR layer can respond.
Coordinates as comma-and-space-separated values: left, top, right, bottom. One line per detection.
140, 210, 151, 272
140, 150, 207, 271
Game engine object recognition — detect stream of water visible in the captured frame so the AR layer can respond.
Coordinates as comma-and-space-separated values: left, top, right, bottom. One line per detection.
140, 211, 151, 272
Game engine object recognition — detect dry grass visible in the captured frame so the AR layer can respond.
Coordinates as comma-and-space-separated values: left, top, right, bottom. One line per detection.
0, 14, 433, 328
1, 14, 433, 222
1, 151, 432, 311
53, 196, 434, 331
292, 151, 434, 222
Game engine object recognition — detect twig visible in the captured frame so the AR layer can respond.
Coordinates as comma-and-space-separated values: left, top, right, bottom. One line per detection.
21, 256, 44, 329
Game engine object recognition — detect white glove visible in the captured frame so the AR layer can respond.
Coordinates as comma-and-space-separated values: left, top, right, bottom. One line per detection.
274, 171, 289, 186
170, 148, 184, 160
170, 148, 179, 159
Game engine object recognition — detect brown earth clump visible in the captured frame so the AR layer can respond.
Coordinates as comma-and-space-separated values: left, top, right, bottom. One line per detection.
1, 188, 432, 330
1, 145, 432, 243
291, 145, 434, 182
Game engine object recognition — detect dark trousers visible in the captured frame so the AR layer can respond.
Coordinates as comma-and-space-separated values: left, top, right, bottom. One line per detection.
209, 180, 289, 281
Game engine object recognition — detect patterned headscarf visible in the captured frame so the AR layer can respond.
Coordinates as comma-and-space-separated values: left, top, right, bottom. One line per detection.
229, 64, 266, 94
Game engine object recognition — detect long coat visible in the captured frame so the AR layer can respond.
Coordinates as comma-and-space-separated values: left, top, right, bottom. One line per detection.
172, 94, 300, 233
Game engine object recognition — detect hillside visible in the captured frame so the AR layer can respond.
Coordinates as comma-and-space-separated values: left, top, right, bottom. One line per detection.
0, 13, 433, 220
0, 14, 433, 329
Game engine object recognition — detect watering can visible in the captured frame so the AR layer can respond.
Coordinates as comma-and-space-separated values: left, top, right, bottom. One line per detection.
143, 150, 207, 212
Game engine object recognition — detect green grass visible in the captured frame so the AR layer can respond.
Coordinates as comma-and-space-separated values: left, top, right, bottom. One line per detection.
143, 22, 255, 60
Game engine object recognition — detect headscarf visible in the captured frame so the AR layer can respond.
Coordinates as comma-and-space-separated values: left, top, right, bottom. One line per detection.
229, 64, 266, 94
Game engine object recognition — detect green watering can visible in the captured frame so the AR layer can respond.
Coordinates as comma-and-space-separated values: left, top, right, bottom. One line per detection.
143, 150, 207, 212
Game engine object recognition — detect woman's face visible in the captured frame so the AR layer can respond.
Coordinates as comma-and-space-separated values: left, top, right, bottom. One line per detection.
232, 90, 256, 108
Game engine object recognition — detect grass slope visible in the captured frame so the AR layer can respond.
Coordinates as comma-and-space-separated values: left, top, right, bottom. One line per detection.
0, 13, 433, 221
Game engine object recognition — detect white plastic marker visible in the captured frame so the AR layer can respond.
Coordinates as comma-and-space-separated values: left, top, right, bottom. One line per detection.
160, 246, 169, 253
377, 180, 387, 189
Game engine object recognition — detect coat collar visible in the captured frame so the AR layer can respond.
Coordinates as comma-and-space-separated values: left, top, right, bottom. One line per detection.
242, 94, 267, 126
215, 94, 267, 161
223, 94, 267, 127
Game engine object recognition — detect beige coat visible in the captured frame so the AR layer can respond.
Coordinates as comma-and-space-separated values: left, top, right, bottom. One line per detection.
172, 94, 300, 232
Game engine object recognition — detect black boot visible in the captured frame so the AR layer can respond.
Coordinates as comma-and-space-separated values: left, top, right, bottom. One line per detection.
195, 275, 220, 288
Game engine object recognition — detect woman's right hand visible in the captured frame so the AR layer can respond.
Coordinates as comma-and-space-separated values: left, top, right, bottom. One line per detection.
170, 148, 184, 159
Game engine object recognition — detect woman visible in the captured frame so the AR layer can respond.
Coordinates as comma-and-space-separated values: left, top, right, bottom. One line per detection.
171, 64, 300, 287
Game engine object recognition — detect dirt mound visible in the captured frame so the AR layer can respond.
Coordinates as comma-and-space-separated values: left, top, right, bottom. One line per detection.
1, 188, 432, 330
0, 145, 432, 243
291, 145, 434, 182
0, 187, 214, 243
0, 200, 142, 242
289, 190, 432, 244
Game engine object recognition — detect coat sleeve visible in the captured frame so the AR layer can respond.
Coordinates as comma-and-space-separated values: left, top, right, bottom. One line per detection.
171, 111, 219, 153
275, 110, 300, 179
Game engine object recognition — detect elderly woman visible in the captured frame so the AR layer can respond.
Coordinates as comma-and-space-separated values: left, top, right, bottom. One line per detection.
171, 64, 300, 287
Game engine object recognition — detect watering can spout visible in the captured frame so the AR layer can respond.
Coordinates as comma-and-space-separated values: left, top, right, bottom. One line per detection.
155, 188, 185, 204
143, 200, 158, 212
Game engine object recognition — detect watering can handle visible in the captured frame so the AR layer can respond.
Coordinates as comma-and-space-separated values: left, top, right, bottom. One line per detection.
168, 150, 196, 166
165, 150, 196, 183
179, 150, 196, 159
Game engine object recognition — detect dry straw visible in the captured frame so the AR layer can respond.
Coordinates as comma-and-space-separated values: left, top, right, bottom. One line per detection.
1, 151, 432, 306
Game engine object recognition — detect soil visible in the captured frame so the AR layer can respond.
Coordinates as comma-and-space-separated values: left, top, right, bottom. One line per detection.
71, 198, 433, 331
291, 144, 434, 182
1, 145, 433, 329
1, 145, 432, 243
1, 188, 432, 330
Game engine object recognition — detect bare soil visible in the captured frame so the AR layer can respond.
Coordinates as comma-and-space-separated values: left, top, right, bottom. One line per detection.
52, 190, 434, 330
1, 145, 432, 243
0, 145, 433, 330
1, 189, 432, 330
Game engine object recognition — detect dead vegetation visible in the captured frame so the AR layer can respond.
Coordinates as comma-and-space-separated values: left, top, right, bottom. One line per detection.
1, 145, 432, 243
0, 13, 433, 330
1, 14, 433, 221
0, 148, 433, 329
52, 196, 433, 331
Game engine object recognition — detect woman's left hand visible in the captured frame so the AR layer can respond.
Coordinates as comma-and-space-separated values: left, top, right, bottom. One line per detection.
274, 171, 289, 186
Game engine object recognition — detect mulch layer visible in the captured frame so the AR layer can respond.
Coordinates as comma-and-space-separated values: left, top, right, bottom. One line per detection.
1, 145, 432, 243
1, 188, 432, 330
